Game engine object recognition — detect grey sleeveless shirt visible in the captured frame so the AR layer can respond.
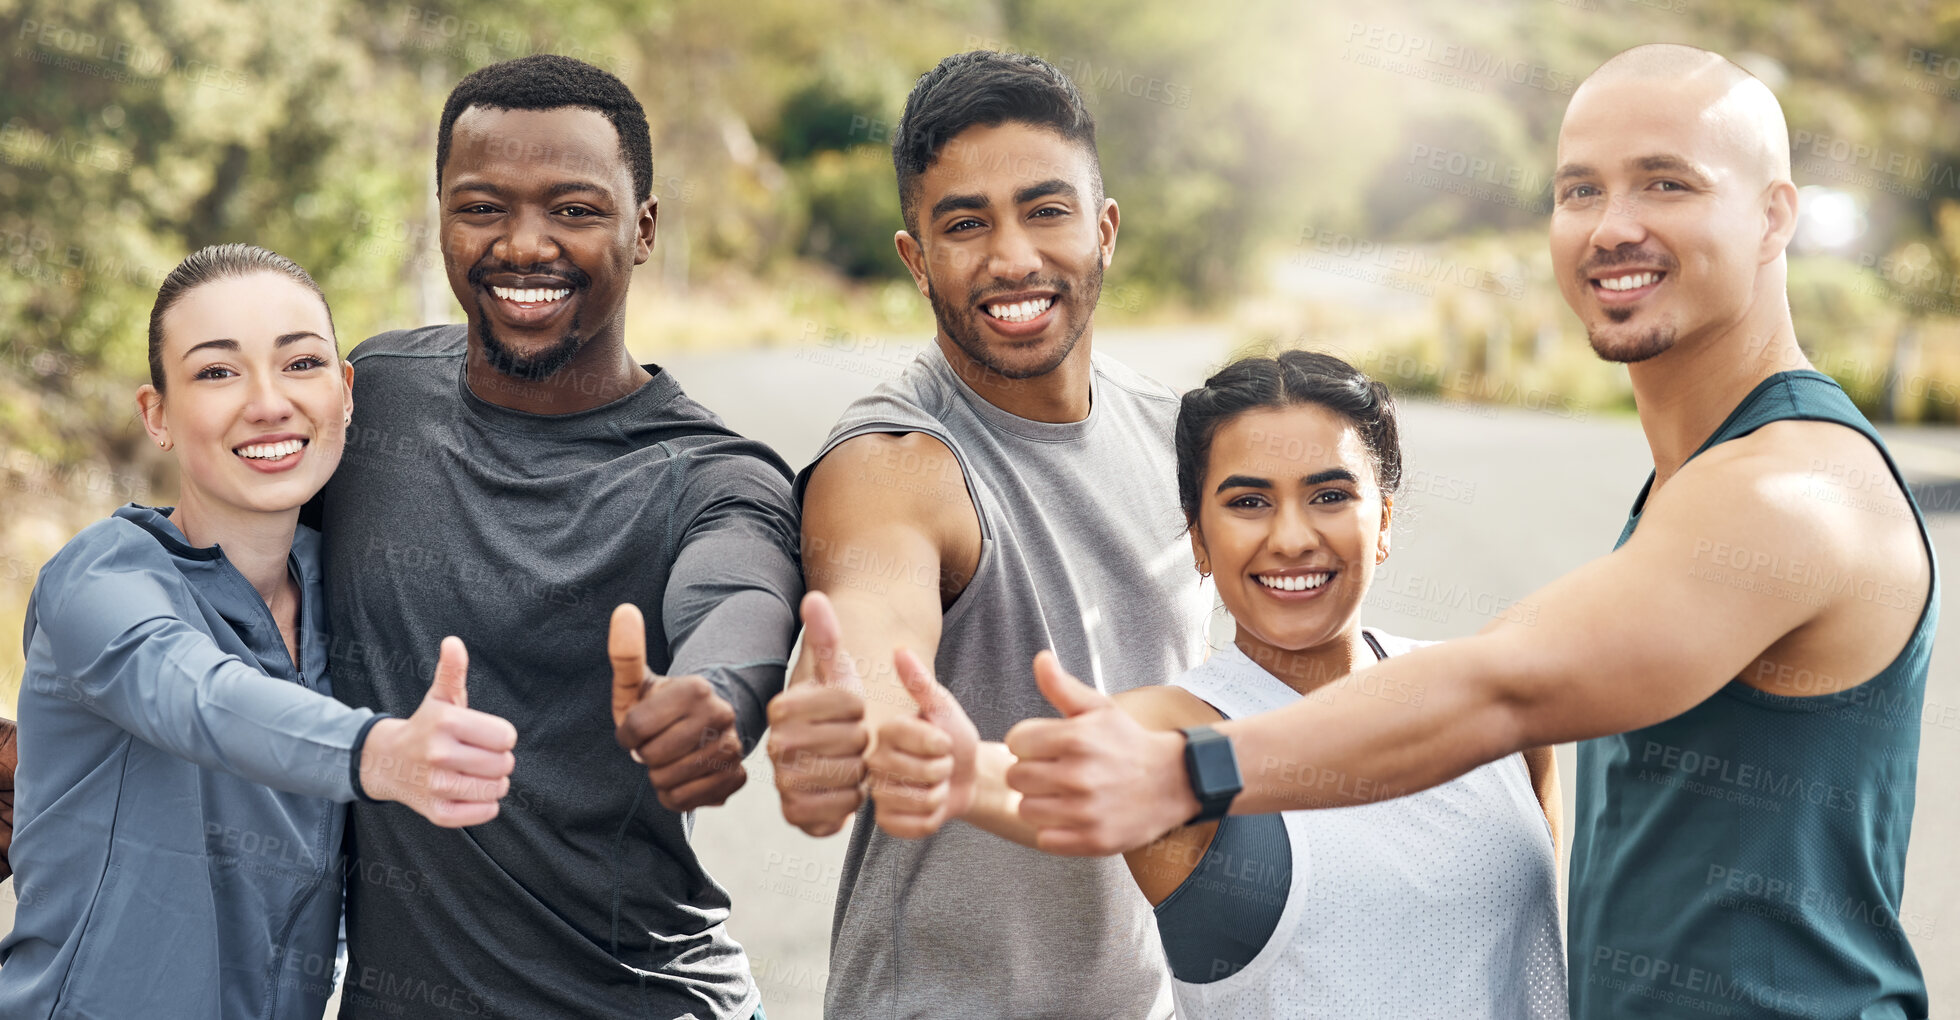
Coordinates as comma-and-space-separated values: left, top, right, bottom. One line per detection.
795, 341, 1210, 1018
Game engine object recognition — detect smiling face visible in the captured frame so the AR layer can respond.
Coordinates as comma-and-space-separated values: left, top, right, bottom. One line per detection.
1193, 404, 1390, 672
440, 105, 654, 381
138, 272, 351, 515
897, 120, 1115, 381
1551, 74, 1796, 363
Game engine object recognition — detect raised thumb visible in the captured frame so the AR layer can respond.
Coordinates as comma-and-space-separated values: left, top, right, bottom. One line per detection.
1032, 650, 1108, 718
609, 603, 649, 727
894, 647, 954, 722
429, 636, 469, 707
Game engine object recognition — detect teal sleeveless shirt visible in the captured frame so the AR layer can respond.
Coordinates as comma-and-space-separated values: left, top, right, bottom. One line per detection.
1569, 370, 1938, 1020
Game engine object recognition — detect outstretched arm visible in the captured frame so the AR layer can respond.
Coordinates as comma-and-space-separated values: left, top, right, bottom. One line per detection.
614, 459, 804, 813
1005, 442, 1844, 854
31, 551, 515, 826
768, 432, 981, 836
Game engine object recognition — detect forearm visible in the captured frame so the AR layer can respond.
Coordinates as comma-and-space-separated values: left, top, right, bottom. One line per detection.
1220, 633, 1528, 814
666, 517, 802, 753
672, 590, 797, 753
63, 630, 373, 801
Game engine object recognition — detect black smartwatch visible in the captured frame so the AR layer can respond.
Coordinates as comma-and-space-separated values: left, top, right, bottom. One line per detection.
1179, 725, 1243, 824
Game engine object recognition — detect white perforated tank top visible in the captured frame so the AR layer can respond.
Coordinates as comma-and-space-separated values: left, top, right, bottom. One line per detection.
1166, 631, 1568, 1019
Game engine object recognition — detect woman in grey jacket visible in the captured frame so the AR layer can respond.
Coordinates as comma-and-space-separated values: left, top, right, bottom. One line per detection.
0, 244, 519, 1020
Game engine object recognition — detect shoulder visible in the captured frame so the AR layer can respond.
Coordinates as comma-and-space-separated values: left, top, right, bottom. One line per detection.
346, 323, 467, 367
1114, 683, 1222, 731
1652, 422, 1881, 553
1091, 351, 1181, 410
655, 405, 798, 489
831, 355, 956, 434
803, 431, 970, 522
34, 513, 181, 610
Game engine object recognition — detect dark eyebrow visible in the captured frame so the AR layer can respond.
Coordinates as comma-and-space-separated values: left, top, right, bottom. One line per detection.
1216, 468, 1358, 494
1632, 154, 1713, 187
449, 180, 609, 200
1015, 179, 1077, 205
182, 338, 238, 359
182, 333, 327, 359
930, 192, 989, 221
545, 180, 608, 199
1216, 474, 1271, 493
1553, 163, 1596, 184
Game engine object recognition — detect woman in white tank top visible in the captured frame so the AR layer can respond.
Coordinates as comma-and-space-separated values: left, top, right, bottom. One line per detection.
1110, 350, 1568, 1019
858, 350, 1568, 1016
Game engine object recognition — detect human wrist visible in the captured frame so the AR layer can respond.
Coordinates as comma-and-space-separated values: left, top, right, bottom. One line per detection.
1156, 728, 1206, 826
355, 717, 408, 804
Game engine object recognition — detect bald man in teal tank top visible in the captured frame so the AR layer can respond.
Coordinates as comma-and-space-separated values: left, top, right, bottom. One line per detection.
998, 44, 1937, 1020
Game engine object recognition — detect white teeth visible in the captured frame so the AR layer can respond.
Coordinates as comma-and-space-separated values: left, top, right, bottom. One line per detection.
235, 439, 304, 460
985, 296, 1056, 323
1598, 272, 1659, 292
490, 285, 571, 304
1257, 572, 1331, 592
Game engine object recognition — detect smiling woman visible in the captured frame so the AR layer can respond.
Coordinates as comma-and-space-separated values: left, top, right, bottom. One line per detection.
0, 244, 520, 1019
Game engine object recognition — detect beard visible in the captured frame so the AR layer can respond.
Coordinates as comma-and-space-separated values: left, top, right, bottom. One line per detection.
1587, 317, 1678, 364
1577, 245, 1680, 365
476, 308, 585, 381
929, 245, 1104, 381
466, 259, 592, 381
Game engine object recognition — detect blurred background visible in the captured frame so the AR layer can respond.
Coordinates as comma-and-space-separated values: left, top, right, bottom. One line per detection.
3, 0, 1959, 1015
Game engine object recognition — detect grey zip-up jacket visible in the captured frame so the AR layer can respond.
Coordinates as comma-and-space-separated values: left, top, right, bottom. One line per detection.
0, 504, 381, 1019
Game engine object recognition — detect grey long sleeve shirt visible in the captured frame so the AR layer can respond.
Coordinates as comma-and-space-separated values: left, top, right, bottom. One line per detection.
318, 325, 802, 1020
0, 504, 377, 1019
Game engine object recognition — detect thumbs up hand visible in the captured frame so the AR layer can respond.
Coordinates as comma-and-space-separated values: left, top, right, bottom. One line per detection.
866, 648, 979, 839
1003, 651, 1194, 856
358, 636, 519, 828
610, 603, 749, 813
767, 591, 871, 837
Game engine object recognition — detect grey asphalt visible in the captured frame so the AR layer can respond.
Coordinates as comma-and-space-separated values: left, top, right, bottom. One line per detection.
5, 330, 1953, 1017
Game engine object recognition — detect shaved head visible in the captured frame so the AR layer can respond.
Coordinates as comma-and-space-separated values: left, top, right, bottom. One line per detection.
1550, 44, 1802, 366
1575, 43, 1791, 186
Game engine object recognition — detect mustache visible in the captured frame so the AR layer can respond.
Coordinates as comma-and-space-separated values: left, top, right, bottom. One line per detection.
970, 275, 1073, 306
1578, 246, 1679, 281
467, 260, 592, 291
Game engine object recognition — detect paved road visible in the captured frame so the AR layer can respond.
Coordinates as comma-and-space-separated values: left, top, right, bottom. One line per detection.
5, 330, 1953, 1017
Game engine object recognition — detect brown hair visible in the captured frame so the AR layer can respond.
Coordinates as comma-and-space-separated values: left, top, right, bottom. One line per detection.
147, 243, 334, 391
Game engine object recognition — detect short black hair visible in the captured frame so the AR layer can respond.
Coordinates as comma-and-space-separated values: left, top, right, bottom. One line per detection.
1175, 350, 1403, 527
436, 54, 652, 204
892, 50, 1101, 235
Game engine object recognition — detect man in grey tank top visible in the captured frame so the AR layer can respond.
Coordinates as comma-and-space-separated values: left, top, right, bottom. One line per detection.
764, 51, 1208, 1018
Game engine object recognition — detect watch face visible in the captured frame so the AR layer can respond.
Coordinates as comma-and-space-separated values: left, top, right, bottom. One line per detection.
1185, 727, 1243, 800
